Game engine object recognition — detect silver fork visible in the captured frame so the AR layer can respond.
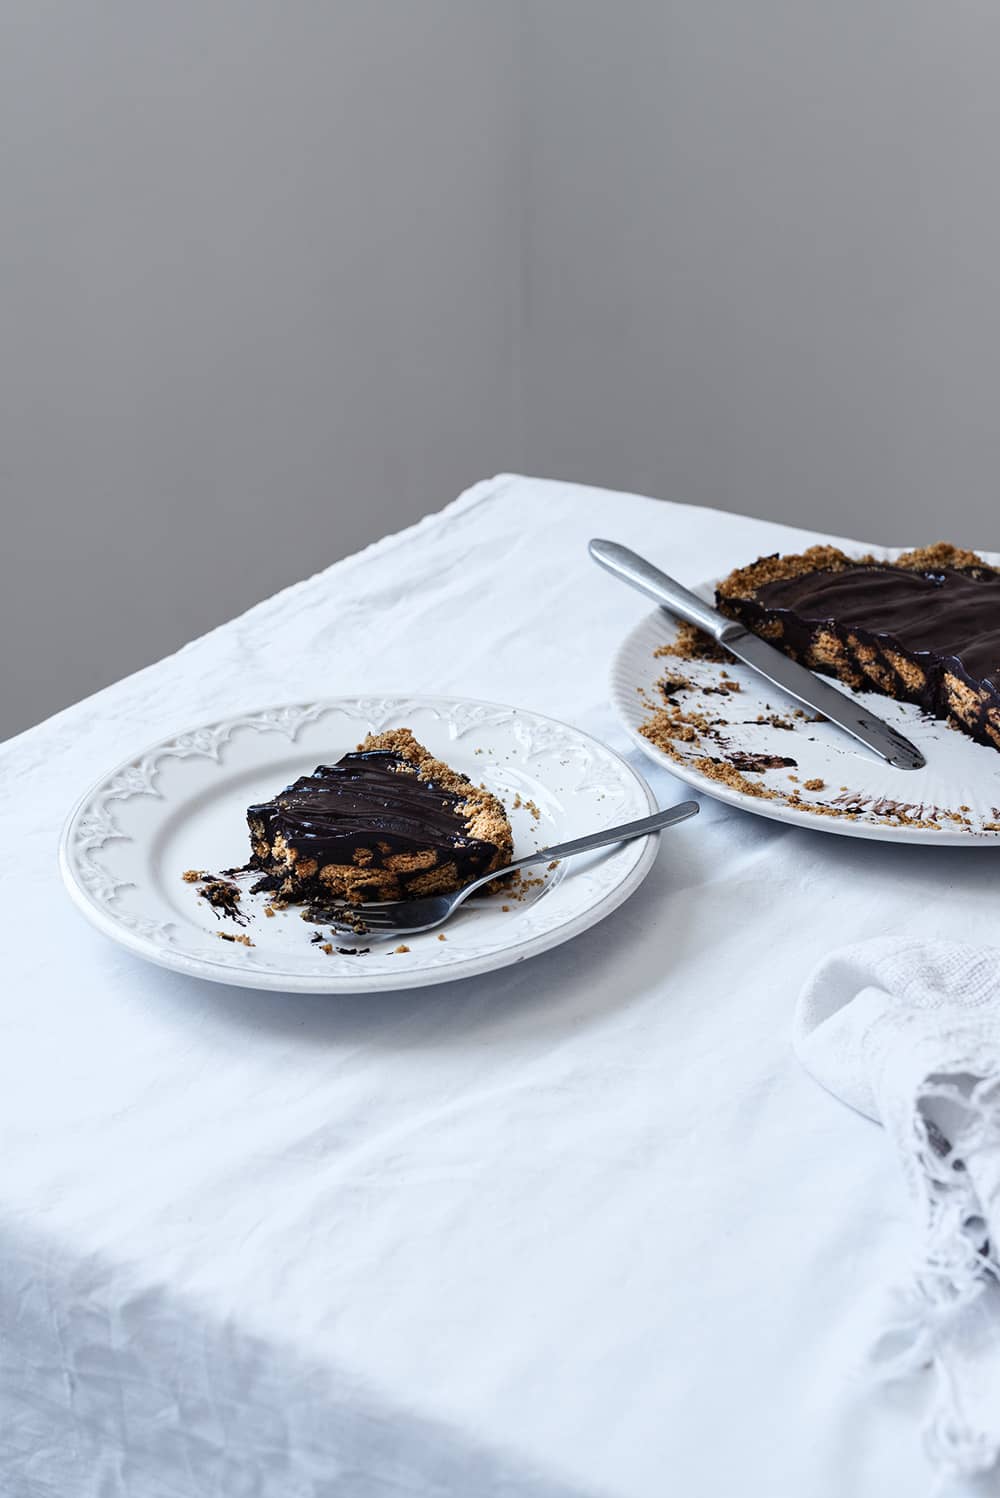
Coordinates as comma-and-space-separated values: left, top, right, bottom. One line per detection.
316, 800, 700, 940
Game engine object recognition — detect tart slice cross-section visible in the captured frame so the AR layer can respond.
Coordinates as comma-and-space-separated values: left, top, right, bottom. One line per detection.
247, 727, 513, 903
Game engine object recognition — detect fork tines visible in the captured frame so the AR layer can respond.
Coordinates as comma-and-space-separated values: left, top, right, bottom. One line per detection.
323, 903, 396, 934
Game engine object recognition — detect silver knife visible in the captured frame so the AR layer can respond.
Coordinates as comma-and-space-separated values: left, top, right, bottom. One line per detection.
589, 538, 925, 771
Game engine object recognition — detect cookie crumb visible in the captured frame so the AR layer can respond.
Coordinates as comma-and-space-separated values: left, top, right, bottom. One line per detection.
803, 777, 825, 791
182, 869, 204, 883
437, 933, 447, 941
654, 622, 731, 662
218, 931, 254, 947
394, 944, 410, 954
197, 878, 248, 924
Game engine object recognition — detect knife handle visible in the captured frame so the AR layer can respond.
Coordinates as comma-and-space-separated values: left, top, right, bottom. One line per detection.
589, 539, 742, 643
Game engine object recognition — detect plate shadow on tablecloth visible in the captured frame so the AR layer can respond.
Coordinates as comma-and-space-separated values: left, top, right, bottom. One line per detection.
133, 837, 699, 1051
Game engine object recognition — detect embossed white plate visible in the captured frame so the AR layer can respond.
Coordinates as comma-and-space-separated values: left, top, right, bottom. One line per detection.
611, 548, 1000, 845
60, 697, 660, 992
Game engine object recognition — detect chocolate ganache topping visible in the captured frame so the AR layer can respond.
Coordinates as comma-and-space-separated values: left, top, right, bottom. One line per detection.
246, 729, 514, 904
249, 750, 499, 874
754, 565, 1000, 691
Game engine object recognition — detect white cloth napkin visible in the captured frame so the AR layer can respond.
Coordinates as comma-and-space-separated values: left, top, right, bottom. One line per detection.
795, 939, 1000, 1480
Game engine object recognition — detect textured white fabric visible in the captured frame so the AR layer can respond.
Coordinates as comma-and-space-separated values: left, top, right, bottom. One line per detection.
795, 941, 1000, 1479
3, 473, 1000, 1498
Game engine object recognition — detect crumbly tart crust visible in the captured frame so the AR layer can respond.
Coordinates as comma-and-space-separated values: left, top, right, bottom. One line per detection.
715, 542, 1000, 753
247, 728, 513, 904
715, 542, 991, 602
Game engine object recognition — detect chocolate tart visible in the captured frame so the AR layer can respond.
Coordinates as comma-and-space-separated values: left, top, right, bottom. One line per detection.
247, 728, 513, 903
715, 542, 1000, 752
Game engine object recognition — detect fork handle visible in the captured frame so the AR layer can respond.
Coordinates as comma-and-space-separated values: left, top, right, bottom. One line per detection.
463, 800, 699, 897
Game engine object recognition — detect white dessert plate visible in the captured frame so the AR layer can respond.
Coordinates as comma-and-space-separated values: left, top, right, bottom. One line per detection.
611, 547, 1000, 845
60, 696, 661, 993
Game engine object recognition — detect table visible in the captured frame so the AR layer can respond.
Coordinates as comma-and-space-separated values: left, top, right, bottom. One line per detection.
3, 475, 996, 1498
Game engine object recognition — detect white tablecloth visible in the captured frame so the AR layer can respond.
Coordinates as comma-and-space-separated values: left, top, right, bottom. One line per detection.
3, 475, 997, 1498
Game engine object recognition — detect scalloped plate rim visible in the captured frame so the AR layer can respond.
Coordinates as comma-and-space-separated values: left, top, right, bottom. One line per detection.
59, 695, 661, 993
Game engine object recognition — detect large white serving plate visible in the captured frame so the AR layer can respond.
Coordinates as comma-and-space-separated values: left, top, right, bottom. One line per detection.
60, 696, 661, 993
612, 548, 1000, 845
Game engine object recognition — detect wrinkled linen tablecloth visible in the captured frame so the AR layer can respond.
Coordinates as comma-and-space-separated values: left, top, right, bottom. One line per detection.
3, 474, 997, 1498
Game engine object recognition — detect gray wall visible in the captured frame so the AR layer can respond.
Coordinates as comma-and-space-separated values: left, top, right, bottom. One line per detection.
5, 3, 1000, 739
523, 1, 1000, 548
1, 3, 520, 738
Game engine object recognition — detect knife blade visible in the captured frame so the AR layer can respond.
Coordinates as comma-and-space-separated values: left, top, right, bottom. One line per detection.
589, 538, 926, 771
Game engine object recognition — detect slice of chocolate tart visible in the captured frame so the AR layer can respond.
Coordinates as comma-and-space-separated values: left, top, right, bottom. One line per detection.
715, 542, 1000, 752
247, 728, 513, 903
